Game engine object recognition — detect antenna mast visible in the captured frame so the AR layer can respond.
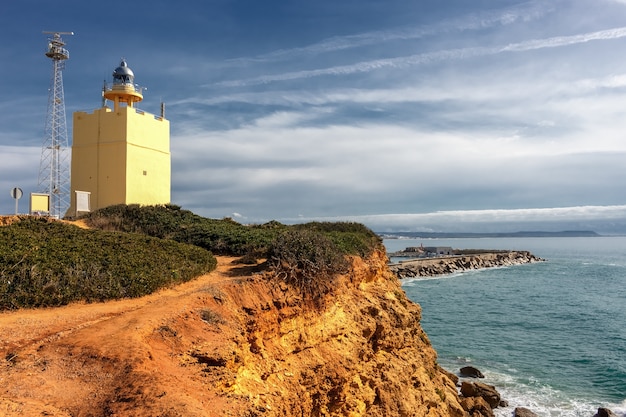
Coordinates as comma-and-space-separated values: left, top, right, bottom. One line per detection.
39, 31, 73, 218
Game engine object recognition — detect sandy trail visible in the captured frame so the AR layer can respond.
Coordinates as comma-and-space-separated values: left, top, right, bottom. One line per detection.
0, 256, 250, 417
0, 256, 239, 351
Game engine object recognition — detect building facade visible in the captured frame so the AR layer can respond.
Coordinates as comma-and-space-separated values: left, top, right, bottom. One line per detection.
68, 60, 170, 215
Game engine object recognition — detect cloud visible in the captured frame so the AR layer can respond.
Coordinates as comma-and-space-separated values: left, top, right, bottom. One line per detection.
168, 102, 626, 224
5, 0, 626, 227
223, 1, 551, 64
499, 26, 626, 52
0, 146, 41, 214
283, 205, 626, 233
156, 4, 626, 227
215, 26, 626, 87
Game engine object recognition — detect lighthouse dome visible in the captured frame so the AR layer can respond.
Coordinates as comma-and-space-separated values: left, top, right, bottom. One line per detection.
112, 60, 134, 84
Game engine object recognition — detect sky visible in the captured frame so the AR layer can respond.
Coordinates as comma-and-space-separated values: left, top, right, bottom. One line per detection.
1, 0, 626, 233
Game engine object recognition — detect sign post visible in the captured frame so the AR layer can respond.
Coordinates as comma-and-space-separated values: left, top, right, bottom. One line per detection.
10, 187, 23, 215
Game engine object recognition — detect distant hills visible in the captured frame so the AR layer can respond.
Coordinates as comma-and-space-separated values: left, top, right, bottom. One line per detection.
379, 230, 601, 239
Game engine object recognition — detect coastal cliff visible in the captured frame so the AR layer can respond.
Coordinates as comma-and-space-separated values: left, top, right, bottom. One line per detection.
389, 251, 545, 279
0, 250, 477, 416
215, 250, 467, 416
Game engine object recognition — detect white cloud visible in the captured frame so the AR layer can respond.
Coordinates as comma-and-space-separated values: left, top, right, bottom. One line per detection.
221, 1, 551, 65
0, 146, 41, 214
6, 0, 626, 225
284, 205, 626, 231
499, 26, 626, 52
170, 108, 626, 223
214, 26, 626, 87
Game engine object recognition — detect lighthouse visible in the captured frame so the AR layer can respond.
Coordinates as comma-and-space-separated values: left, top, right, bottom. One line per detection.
68, 60, 171, 215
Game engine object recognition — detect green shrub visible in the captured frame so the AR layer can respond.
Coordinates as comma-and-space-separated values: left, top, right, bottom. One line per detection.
294, 222, 382, 256
1, 206, 383, 311
267, 229, 349, 302
81, 205, 382, 258
82, 204, 275, 256
0, 217, 216, 309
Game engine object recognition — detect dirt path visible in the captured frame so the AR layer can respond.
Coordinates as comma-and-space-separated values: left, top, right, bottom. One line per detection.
0, 256, 239, 351
0, 256, 250, 417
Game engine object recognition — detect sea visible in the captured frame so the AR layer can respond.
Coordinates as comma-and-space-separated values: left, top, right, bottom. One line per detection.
383, 236, 626, 417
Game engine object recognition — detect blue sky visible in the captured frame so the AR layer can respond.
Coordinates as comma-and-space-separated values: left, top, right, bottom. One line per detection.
2, 0, 626, 232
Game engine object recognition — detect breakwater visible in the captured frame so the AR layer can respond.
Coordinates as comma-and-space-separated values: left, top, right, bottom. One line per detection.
389, 251, 545, 278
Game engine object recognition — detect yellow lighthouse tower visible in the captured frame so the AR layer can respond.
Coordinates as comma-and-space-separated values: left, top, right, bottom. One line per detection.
69, 60, 170, 215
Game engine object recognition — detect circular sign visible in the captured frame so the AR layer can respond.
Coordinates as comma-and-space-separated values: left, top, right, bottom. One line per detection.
11, 187, 23, 200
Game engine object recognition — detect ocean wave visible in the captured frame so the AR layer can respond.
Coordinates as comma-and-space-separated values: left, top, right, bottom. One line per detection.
400, 236, 626, 417
399, 268, 487, 285
435, 357, 622, 417
445, 362, 624, 417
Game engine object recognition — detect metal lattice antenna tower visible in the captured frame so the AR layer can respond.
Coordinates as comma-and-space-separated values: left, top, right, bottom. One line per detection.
39, 31, 73, 218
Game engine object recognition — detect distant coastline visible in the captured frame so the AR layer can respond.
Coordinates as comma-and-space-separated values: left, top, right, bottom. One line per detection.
380, 230, 601, 239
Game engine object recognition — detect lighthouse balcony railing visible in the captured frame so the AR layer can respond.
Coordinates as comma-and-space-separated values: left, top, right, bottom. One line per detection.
104, 83, 145, 95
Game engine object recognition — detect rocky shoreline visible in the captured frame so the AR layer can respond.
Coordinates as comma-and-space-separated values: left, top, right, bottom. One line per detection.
449, 365, 619, 417
387, 247, 623, 417
389, 251, 545, 279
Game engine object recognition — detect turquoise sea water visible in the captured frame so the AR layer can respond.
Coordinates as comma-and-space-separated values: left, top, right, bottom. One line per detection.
384, 237, 626, 417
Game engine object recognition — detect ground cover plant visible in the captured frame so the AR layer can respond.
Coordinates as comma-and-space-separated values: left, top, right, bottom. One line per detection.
0, 205, 382, 309
82, 205, 383, 300
81, 204, 382, 259
0, 217, 216, 309
83, 204, 277, 256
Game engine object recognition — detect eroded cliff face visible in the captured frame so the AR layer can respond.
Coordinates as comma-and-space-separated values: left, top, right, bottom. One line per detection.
212, 250, 466, 417
0, 251, 466, 416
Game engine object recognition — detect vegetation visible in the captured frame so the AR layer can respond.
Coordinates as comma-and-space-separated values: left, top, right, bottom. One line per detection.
292, 221, 382, 257
82, 205, 383, 301
82, 204, 382, 259
0, 205, 382, 310
0, 217, 216, 309
83, 204, 278, 256
267, 229, 350, 303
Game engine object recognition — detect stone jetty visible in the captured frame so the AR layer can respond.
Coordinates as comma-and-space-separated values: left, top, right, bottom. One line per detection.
389, 250, 545, 278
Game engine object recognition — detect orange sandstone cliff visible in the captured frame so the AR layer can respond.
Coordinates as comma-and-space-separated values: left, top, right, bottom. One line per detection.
0, 251, 468, 416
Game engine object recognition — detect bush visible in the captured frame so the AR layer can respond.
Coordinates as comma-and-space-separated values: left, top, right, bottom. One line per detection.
82, 204, 275, 256
294, 222, 382, 256
1, 206, 384, 310
81, 205, 382, 258
0, 217, 216, 309
79, 205, 384, 303
267, 229, 349, 302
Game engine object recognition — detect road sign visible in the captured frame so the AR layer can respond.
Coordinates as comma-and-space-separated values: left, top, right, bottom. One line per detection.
11, 187, 23, 200
11, 187, 23, 215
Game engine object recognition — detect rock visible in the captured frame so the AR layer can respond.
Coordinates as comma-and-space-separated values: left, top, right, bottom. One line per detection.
594, 408, 617, 417
460, 381, 502, 408
460, 366, 485, 378
389, 250, 545, 279
439, 366, 460, 386
514, 407, 540, 417
460, 396, 494, 417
